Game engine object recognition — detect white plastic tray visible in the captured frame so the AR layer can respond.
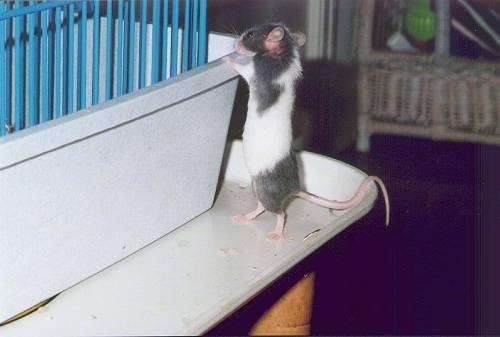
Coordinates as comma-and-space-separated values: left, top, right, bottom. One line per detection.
1, 141, 378, 336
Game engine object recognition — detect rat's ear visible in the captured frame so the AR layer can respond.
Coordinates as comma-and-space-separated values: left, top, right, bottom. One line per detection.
292, 31, 306, 47
267, 26, 285, 42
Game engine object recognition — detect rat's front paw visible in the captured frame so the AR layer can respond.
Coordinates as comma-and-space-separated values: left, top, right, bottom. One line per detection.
223, 56, 236, 68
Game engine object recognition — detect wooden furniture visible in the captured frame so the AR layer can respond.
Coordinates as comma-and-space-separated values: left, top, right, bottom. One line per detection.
249, 272, 316, 335
356, 0, 500, 151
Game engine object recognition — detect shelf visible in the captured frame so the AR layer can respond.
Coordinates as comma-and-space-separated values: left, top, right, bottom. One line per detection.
1, 141, 379, 336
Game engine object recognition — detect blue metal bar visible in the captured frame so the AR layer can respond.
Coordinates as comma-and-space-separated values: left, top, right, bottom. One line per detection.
28, 3, 39, 127
123, 0, 129, 92
170, 0, 179, 77
0, 1, 80, 21
77, 0, 87, 110
116, 0, 124, 96
20, 8, 27, 128
0, 2, 6, 136
67, 2, 75, 114
191, 0, 199, 68
54, 6, 62, 118
62, 3, 68, 114
151, 0, 160, 84
198, 0, 207, 65
48, 8, 55, 115
14, 1, 24, 131
5, 3, 12, 128
161, 0, 168, 80
41, 5, 50, 122
92, 0, 100, 104
105, 0, 112, 100
181, 0, 191, 73
128, 0, 135, 92
139, 0, 147, 89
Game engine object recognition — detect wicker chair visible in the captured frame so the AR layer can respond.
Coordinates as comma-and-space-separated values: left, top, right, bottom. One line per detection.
356, 0, 500, 151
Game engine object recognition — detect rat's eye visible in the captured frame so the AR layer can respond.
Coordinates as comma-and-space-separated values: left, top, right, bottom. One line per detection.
247, 32, 255, 39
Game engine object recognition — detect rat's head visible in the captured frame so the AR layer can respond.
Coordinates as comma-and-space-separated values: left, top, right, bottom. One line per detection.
235, 23, 306, 57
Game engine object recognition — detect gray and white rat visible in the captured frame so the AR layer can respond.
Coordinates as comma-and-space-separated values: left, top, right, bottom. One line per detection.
224, 23, 389, 241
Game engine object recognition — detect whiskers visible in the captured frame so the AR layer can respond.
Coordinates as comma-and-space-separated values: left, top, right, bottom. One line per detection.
217, 23, 241, 37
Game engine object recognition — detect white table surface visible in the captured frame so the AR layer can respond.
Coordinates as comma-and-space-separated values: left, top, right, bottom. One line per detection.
1, 141, 378, 336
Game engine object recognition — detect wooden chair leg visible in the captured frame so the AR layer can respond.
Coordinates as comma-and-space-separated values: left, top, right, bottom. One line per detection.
249, 271, 316, 336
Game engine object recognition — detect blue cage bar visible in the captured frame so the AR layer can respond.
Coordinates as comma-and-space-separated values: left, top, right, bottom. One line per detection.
0, 0, 208, 137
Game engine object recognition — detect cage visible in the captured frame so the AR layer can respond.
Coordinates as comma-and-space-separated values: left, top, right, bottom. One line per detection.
0, 0, 238, 322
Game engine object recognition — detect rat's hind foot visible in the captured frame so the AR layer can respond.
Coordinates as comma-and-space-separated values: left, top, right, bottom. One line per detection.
231, 214, 254, 223
266, 231, 284, 241
265, 212, 286, 241
231, 201, 265, 223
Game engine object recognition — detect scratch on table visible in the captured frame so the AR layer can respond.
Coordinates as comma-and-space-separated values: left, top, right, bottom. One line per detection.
303, 228, 321, 242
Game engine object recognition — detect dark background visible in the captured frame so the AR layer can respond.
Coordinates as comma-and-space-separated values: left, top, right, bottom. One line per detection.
205, 0, 499, 335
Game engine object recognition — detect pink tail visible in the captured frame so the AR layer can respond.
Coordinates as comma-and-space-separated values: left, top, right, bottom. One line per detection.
296, 176, 390, 226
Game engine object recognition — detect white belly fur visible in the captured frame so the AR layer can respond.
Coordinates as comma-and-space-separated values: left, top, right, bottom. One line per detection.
242, 88, 294, 176
241, 52, 302, 177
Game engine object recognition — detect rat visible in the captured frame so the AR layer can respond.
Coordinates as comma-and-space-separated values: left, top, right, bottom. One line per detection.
224, 23, 389, 241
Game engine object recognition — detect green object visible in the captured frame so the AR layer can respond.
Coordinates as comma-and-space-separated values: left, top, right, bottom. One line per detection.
404, 0, 437, 42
